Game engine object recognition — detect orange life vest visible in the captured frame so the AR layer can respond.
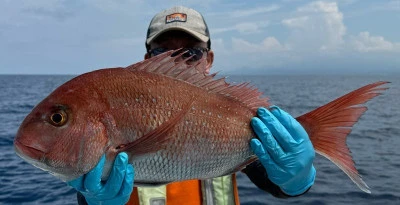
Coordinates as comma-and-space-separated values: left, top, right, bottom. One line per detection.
126, 174, 240, 205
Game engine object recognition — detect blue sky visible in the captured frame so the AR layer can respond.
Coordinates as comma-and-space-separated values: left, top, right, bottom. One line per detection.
0, 0, 399, 75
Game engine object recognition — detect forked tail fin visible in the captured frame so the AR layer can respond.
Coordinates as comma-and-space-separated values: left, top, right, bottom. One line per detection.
296, 81, 389, 193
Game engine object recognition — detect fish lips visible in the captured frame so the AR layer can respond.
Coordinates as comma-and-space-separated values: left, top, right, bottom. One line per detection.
14, 139, 46, 162
14, 139, 78, 182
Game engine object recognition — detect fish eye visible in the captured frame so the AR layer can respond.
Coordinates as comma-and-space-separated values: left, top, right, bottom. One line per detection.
50, 110, 67, 126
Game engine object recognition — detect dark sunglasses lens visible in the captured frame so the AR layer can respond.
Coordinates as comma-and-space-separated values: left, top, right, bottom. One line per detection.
155, 48, 206, 61
171, 50, 181, 57
182, 49, 194, 58
184, 48, 204, 61
151, 48, 167, 56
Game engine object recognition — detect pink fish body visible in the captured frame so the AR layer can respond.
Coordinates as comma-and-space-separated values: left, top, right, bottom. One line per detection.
14, 51, 388, 193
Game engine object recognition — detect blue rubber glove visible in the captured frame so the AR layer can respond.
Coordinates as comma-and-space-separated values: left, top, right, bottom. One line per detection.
67, 152, 134, 205
250, 106, 316, 196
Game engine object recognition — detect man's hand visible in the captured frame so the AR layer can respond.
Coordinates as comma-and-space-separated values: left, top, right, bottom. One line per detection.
250, 106, 316, 196
67, 152, 134, 205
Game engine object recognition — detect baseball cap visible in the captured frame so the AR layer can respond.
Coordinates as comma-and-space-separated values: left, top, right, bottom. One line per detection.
146, 6, 210, 48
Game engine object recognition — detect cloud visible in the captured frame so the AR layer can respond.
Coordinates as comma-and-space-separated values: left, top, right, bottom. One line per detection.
336, 0, 360, 6
282, 1, 346, 51
215, 1, 351, 73
386, 0, 400, 10
351, 32, 400, 52
282, 16, 309, 29
232, 37, 287, 53
0, 0, 79, 24
342, 1, 400, 18
93, 37, 144, 50
210, 37, 290, 73
230, 5, 280, 18
210, 38, 228, 55
368, 0, 400, 12
235, 22, 263, 33
297, 1, 339, 12
213, 21, 269, 34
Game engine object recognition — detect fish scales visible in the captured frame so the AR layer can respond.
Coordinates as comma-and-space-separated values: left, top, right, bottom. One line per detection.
93, 69, 257, 183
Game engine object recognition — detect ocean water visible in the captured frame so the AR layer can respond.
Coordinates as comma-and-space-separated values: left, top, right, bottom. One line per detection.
0, 74, 399, 205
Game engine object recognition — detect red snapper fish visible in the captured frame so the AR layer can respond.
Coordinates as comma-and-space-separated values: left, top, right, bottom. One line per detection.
14, 51, 388, 193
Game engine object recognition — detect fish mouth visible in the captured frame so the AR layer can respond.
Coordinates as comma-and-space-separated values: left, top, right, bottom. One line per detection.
14, 140, 75, 182
14, 139, 46, 161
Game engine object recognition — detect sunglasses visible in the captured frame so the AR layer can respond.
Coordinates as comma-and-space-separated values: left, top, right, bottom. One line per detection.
148, 47, 209, 62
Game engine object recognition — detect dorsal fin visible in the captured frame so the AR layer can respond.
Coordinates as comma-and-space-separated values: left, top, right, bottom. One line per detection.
125, 50, 270, 110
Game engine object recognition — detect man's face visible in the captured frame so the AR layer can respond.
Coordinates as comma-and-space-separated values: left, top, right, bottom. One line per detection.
145, 31, 214, 74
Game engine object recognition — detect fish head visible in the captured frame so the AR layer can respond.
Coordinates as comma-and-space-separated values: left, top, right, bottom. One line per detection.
14, 80, 109, 182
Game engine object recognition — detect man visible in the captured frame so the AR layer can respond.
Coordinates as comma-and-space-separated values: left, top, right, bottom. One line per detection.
68, 6, 316, 205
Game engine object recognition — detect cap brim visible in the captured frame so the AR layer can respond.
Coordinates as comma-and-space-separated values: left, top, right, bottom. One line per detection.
146, 26, 209, 45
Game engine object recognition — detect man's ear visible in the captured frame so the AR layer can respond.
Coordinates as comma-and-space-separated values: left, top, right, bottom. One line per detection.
205, 50, 214, 74
144, 53, 150, 60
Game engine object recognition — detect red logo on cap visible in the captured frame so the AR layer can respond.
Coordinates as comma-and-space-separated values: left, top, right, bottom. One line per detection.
166, 13, 187, 24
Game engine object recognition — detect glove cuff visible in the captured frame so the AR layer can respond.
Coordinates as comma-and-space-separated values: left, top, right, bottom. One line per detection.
281, 165, 316, 196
